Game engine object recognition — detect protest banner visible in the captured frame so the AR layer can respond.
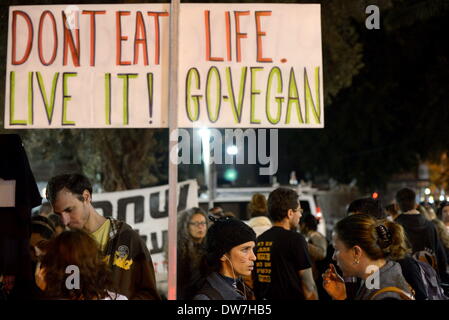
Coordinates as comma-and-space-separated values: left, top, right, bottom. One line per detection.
91, 179, 198, 276
5, 4, 323, 129
178, 3, 323, 128
5, 4, 170, 128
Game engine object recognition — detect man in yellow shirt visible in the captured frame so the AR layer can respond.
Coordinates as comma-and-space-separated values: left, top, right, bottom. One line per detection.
46, 173, 160, 300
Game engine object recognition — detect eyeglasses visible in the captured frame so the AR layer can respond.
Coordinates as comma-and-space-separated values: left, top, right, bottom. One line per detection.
293, 207, 304, 214
189, 221, 207, 227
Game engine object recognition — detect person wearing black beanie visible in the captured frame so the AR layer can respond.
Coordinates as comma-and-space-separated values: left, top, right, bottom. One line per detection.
193, 216, 256, 300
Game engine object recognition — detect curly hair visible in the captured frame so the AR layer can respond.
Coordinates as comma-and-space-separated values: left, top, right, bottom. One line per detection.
40, 229, 113, 300
176, 207, 208, 299
177, 207, 208, 258
335, 214, 411, 261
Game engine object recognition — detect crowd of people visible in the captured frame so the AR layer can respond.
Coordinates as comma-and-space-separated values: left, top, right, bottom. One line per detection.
179, 187, 449, 300
5, 173, 161, 300
2, 170, 449, 301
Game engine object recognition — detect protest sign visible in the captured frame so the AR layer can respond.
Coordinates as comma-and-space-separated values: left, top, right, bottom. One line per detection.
178, 3, 323, 128
5, 4, 323, 128
5, 4, 170, 128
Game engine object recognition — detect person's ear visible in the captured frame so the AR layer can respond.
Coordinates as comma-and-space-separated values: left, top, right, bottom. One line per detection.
353, 245, 362, 259
287, 208, 294, 219
220, 253, 231, 262
82, 190, 91, 203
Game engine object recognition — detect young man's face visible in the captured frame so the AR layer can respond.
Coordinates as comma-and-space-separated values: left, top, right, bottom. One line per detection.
51, 189, 90, 230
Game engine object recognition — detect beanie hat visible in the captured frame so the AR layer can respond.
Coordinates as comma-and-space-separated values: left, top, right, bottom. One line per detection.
205, 216, 256, 265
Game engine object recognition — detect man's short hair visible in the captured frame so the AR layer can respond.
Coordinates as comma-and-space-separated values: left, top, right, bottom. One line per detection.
268, 187, 299, 222
395, 188, 416, 212
46, 173, 92, 204
347, 197, 386, 220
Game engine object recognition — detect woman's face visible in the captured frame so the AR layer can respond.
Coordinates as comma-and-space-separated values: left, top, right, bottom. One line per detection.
30, 233, 47, 262
332, 232, 358, 277
442, 206, 449, 224
188, 213, 207, 241
225, 241, 256, 277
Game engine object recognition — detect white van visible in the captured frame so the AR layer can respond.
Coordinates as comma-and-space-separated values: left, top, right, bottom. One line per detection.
198, 186, 326, 236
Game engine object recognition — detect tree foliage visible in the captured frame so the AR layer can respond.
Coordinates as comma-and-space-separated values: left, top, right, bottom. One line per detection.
279, 0, 449, 191
1, 0, 448, 191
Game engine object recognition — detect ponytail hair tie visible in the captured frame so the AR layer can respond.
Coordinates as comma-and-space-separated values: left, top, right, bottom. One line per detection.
376, 224, 393, 249
208, 215, 231, 223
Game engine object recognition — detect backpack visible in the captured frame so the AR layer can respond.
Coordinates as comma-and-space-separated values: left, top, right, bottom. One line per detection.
194, 283, 223, 300
413, 249, 438, 270
368, 286, 415, 300
414, 259, 449, 300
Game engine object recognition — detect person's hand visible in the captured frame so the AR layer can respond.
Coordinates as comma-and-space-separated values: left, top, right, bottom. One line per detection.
322, 263, 347, 300
35, 262, 46, 291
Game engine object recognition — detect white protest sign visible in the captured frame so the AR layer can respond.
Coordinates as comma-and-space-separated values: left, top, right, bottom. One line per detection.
178, 3, 323, 128
5, 4, 323, 129
91, 179, 198, 275
5, 4, 170, 128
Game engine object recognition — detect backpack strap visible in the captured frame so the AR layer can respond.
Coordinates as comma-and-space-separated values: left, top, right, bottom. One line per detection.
196, 282, 223, 300
368, 286, 415, 300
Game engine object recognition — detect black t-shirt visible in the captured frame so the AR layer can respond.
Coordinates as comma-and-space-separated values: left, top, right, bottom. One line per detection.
253, 226, 312, 299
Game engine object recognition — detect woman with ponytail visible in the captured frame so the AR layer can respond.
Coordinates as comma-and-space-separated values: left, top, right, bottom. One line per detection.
322, 214, 414, 300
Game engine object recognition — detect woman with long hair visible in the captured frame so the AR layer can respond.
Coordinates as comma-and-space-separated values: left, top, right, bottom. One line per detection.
176, 207, 209, 299
35, 229, 126, 300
